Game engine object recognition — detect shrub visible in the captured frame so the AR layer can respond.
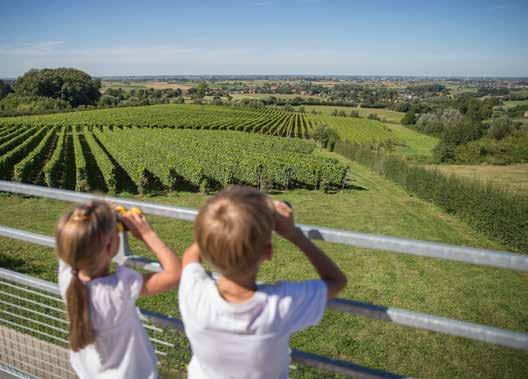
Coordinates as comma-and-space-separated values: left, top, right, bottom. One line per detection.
335, 141, 528, 252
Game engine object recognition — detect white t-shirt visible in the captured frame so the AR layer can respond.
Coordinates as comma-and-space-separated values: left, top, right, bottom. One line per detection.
178, 263, 327, 379
58, 260, 158, 379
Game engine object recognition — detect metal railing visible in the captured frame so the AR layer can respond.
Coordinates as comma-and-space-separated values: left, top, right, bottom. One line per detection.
0, 181, 527, 378
0, 267, 187, 379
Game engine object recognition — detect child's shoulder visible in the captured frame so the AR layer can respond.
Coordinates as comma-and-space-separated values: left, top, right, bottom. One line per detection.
259, 279, 327, 298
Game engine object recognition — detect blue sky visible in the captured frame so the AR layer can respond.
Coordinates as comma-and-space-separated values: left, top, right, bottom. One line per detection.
0, 0, 526, 77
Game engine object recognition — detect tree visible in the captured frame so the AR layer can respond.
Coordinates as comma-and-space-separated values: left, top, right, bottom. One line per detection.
13, 68, 101, 107
0, 80, 13, 100
401, 110, 417, 125
349, 110, 360, 118
195, 82, 208, 98
488, 117, 514, 140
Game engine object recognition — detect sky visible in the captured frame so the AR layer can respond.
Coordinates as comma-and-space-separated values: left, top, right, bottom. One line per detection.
0, 0, 527, 78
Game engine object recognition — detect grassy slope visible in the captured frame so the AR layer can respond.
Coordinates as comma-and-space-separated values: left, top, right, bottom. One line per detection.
0, 156, 526, 378
302, 105, 405, 124
386, 123, 439, 158
427, 164, 528, 194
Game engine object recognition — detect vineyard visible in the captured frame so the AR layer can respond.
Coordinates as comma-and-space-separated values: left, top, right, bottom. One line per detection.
0, 123, 348, 193
0, 104, 396, 143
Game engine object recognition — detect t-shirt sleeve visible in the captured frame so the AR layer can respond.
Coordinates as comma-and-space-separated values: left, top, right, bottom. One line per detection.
116, 266, 144, 302
278, 280, 328, 333
178, 263, 211, 319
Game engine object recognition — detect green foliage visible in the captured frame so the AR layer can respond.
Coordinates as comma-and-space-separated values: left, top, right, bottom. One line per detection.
0, 127, 48, 179
83, 128, 118, 192
0, 126, 40, 156
367, 113, 381, 121
488, 117, 515, 140
72, 128, 89, 191
0, 80, 13, 100
94, 127, 346, 191
415, 108, 464, 136
335, 141, 528, 252
43, 126, 67, 188
13, 126, 58, 183
13, 68, 101, 107
401, 110, 416, 125
454, 132, 528, 165
0, 104, 316, 139
0, 94, 70, 116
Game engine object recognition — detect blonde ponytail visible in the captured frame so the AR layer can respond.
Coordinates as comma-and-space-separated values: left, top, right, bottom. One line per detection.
56, 201, 116, 351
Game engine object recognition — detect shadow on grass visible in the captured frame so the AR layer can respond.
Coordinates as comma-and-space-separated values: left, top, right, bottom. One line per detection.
0, 253, 44, 276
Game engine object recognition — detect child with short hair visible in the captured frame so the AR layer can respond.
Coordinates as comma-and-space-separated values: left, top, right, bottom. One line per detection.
179, 186, 347, 379
56, 201, 181, 379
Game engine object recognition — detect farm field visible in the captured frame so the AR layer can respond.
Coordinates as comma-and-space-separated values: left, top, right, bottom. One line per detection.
300, 105, 405, 124
386, 123, 439, 158
427, 164, 528, 194
101, 80, 193, 92
0, 104, 439, 200
0, 102, 524, 378
229, 93, 321, 100
0, 155, 526, 378
0, 124, 348, 193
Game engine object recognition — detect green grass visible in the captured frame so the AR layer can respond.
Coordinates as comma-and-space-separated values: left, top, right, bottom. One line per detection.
495, 100, 528, 110
426, 164, 528, 194
0, 155, 526, 378
310, 115, 394, 143
301, 105, 405, 124
386, 123, 439, 158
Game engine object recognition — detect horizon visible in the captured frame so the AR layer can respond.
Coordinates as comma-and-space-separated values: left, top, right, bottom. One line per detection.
1, 0, 527, 78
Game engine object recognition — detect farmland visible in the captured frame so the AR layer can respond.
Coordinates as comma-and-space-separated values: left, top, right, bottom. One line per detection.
0, 123, 348, 193
0, 90, 525, 378
0, 104, 436, 194
1, 154, 526, 378
427, 163, 528, 194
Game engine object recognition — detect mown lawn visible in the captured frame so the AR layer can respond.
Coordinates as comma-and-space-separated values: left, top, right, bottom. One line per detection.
0, 158, 526, 378
385, 123, 438, 159
426, 164, 528, 194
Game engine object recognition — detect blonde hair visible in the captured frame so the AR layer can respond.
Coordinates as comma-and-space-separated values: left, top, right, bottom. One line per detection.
195, 186, 275, 277
55, 201, 116, 352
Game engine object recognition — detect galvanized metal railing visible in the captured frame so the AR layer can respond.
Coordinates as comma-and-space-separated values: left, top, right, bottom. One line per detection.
0, 268, 184, 379
1, 181, 528, 378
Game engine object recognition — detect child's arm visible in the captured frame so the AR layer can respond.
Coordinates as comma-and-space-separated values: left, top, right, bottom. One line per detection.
273, 201, 347, 300
121, 212, 182, 296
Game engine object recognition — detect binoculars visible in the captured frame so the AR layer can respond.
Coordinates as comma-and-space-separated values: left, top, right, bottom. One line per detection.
114, 206, 143, 232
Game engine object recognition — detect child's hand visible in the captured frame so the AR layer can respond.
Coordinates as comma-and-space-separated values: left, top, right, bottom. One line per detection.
120, 211, 155, 242
273, 200, 300, 242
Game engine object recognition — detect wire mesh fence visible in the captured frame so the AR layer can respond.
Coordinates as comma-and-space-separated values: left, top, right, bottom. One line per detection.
0, 271, 190, 379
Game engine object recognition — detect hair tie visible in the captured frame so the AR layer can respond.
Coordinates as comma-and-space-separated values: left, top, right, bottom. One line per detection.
71, 215, 89, 222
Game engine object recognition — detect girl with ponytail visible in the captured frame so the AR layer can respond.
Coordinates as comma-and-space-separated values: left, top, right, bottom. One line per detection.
56, 201, 181, 379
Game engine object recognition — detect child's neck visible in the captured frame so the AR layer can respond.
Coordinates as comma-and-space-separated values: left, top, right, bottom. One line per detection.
217, 273, 257, 304
78, 265, 110, 282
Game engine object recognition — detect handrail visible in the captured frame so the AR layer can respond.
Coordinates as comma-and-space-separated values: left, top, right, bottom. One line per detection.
0, 181, 527, 271
1, 225, 527, 351
0, 267, 406, 379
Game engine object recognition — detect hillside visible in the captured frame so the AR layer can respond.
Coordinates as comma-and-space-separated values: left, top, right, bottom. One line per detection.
0, 156, 526, 378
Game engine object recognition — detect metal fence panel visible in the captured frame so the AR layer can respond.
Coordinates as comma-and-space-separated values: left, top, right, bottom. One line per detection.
1, 181, 526, 271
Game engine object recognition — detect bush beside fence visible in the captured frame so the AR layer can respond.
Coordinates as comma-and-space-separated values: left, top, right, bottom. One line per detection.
335, 141, 528, 252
